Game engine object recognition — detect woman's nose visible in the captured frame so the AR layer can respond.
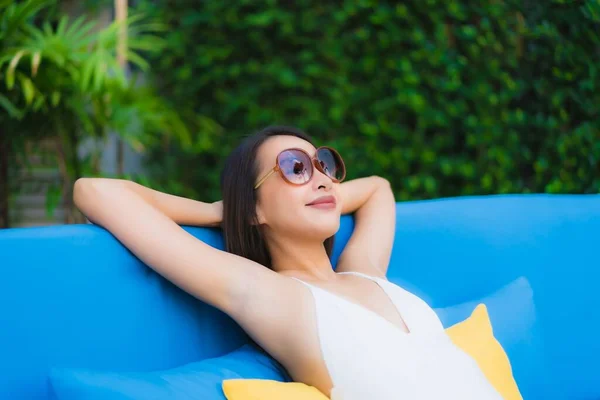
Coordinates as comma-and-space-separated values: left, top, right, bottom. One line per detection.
312, 160, 333, 190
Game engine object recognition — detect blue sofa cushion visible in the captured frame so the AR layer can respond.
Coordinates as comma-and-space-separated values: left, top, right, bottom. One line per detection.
49, 277, 542, 400
49, 344, 290, 400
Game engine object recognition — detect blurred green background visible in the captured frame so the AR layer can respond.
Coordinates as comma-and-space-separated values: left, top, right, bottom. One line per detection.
1, 0, 599, 227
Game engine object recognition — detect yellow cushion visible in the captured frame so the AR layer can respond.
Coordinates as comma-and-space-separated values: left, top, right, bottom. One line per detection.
446, 303, 523, 400
222, 379, 329, 400
223, 304, 522, 400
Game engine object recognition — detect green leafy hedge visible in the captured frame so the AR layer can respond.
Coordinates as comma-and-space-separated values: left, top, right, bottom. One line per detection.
140, 0, 600, 201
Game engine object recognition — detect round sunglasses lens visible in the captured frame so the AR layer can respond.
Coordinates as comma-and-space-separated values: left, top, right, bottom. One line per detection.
278, 149, 312, 185
316, 148, 345, 181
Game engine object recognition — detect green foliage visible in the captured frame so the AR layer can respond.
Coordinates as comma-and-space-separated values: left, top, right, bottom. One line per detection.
0, 0, 193, 217
138, 0, 599, 201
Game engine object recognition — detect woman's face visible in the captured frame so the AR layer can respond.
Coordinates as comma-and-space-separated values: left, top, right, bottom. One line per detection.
254, 135, 342, 242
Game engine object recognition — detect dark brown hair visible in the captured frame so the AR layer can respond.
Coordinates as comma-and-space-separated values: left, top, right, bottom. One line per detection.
220, 125, 334, 269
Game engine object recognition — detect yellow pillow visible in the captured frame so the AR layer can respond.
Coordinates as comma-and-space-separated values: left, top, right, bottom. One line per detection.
223, 304, 522, 400
446, 303, 523, 400
222, 379, 328, 400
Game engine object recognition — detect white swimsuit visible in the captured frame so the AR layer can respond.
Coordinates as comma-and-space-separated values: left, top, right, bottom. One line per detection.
293, 271, 503, 400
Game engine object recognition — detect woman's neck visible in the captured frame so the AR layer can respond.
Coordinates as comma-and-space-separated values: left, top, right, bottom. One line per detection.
267, 235, 336, 281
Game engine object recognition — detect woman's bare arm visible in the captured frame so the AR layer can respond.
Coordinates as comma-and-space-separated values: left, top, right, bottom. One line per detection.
336, 176, 396, 277
73, 178, 283, 315
84, 179, 222, 227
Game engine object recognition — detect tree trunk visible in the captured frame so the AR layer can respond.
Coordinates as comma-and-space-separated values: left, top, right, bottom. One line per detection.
115, 0, 128, 176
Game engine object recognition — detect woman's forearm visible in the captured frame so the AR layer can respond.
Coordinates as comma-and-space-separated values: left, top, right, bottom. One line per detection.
75, 178, 221, 227
127, 180, 221, 227
339, 176, 391, 215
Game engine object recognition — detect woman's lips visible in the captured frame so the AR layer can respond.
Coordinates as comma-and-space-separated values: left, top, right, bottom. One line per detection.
306, 195, 337, 210
307, 202, 336, 210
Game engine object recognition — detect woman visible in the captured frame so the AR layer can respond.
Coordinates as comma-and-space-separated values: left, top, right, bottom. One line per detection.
73, 126, 502, 399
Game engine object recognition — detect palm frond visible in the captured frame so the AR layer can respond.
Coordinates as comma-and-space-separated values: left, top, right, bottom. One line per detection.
6, 49, 27, 89
55, 15, 69, 37
64, 17, 97, 47
0, 0, 52, 42
125, 50, 149, 70
17, 71, 37, 105
31, 51, 41, 76
0, 93, 23, 119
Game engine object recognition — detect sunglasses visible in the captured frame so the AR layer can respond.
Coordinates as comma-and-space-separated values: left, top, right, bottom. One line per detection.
254, 146, 346, 189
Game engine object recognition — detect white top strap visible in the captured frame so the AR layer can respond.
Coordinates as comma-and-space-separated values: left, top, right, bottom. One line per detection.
289, 276, 315, 289
336, 270, 382, 281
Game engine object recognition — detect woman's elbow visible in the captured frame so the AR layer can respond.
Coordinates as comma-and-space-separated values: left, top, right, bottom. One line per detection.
371, 175, 391, 191
74, 178, 101, 204
73, 178, 93, 205
73, 178, 127, 216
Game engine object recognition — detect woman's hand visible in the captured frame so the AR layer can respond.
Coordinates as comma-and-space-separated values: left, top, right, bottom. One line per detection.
211, 200, 223, 227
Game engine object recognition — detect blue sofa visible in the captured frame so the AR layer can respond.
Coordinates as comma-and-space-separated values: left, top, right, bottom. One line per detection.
1, 194, 599, 400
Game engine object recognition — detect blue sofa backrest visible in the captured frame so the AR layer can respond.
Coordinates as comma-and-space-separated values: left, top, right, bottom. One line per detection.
1, 194, 599, 400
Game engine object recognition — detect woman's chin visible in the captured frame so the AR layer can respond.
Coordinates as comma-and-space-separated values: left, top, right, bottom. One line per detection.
292, 209, 340, 238
310, 220, 340, 239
